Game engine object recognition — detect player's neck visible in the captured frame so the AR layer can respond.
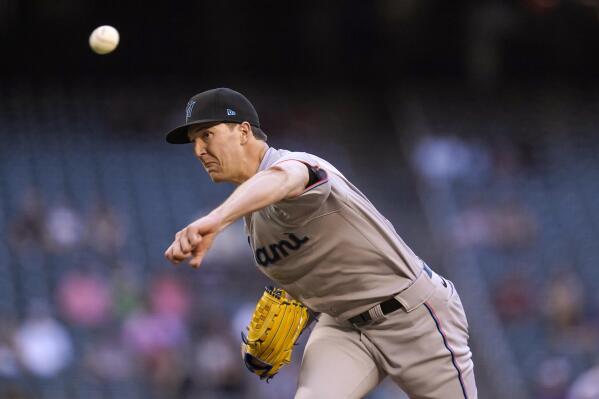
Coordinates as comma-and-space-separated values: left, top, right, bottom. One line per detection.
233, 141, 268, 185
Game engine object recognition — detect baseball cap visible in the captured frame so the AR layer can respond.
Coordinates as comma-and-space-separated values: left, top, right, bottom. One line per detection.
165, 88, 267, 144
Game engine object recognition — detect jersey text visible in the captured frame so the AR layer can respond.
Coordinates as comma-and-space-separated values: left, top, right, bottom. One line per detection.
254, 233, 309, 266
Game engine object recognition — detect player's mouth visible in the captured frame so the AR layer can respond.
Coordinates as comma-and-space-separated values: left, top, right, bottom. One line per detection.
199, 157, 217, 166
202, 162, 221, 174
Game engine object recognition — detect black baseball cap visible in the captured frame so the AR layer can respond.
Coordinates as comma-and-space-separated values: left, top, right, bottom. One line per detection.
165, 88, 267, 144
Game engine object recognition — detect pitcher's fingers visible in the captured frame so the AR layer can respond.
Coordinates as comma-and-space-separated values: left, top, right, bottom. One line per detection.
166, 231, 183, 261
164, 242, 177, 260
171, 240, 190, 262
189, 251, 206, 269
187, 229, 202, 247
165, 245, 181, 264
179, 231, 192, 253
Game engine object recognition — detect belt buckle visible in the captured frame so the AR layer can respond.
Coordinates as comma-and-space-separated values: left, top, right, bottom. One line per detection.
350, 312, 370, 328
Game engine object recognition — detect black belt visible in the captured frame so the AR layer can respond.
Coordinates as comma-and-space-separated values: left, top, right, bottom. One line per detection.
348, 297, 403, 326
348, 264, 433, 326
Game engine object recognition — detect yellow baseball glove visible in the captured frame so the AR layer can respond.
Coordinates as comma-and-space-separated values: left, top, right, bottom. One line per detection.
241, 286, 310, 381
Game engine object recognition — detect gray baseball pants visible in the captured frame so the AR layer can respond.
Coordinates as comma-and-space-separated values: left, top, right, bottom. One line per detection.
295, 270, 477, 399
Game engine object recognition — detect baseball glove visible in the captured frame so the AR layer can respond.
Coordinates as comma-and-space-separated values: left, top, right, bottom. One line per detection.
241, 286, 310, 381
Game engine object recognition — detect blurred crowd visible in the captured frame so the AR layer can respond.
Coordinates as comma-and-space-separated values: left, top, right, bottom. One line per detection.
413, 132, 599, 399
0, 187, 276, 399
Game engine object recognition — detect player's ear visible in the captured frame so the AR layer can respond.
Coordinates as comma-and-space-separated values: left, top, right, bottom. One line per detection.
239, 122, 251, 145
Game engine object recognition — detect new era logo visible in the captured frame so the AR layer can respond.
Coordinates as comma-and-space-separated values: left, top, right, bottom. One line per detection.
226, 108, 236, 116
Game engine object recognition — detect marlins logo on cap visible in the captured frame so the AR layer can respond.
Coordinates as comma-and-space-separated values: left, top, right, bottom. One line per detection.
186, 100, 197, 122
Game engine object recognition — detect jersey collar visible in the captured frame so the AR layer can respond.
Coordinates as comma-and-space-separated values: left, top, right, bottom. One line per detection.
258, 147, 276, 172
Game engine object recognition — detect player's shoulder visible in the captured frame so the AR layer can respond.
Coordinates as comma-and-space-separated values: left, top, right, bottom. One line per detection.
262, 147, 319, 169
264, 147, 343, 180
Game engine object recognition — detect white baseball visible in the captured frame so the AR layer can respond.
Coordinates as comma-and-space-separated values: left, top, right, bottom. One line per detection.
89, 25, 119, 55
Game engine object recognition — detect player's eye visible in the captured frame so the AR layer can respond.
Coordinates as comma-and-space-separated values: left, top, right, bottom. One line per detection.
202, 132, 212, 141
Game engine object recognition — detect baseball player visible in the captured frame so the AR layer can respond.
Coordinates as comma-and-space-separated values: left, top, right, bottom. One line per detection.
164, 88, 477, 399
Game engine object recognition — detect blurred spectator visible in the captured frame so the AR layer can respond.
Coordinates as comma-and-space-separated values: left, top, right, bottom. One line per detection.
536, 356, 572, 399
0, 385, 32, 399
85, 200, 126, 257
149, 274, 191, 320
452, 198, 537, 250
194, 329, 243, 395
122, 309, 188, 357
568, 365, 599, 399
44, 200, 84, 253
451, 198, 495, 249
0, 344, 19, 379
149, 348, 189, 398
84, 336, 133, 381
8, 187, 49, 251
13, 305, 73, 378
0, 316, 20, 379
411, 135, 491, 184
541, 268, 599, 358
189, 314, 245, 398
111, 263, 143, 319
490, 199, 537, 249
120, 276, 192, 395
543, 269, 585, 331
57, 271, 112, 328
122, 305, 190, 396
493, 270, 535, 322
491, 137, 541, 176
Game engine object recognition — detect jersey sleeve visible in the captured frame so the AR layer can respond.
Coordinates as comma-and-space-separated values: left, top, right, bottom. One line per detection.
268, 152, 332, 225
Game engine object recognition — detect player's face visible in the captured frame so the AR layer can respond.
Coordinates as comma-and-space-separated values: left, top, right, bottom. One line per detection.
188, 123, 246, 183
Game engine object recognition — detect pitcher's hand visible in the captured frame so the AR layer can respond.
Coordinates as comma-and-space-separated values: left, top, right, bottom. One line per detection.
164, 213, 223, 268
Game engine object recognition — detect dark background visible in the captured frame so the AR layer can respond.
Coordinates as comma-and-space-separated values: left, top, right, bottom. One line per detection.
4, 1, 599, 84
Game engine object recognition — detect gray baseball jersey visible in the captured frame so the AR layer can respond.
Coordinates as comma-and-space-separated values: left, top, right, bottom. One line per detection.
244, 147, 477, 398
244, 147, 424, 320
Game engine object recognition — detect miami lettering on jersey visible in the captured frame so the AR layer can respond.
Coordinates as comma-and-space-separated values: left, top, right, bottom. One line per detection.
253, 233, 309, 266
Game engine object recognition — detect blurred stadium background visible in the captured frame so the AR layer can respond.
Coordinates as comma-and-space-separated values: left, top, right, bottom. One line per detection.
2, 1, 599, 398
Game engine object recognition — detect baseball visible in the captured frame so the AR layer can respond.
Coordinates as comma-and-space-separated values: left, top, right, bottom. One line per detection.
89, 25, 119, 55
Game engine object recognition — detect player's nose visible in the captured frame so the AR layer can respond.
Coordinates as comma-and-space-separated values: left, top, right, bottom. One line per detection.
193, 139, 207, 157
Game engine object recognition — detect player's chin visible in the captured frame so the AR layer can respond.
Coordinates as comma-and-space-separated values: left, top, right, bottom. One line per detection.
206, 170, 225, 183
